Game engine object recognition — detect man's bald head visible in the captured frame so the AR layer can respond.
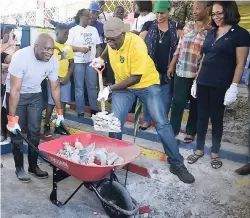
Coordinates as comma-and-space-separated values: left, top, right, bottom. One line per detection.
34, 33, 55, 62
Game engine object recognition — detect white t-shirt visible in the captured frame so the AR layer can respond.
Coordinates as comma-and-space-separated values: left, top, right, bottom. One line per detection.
6, 46, 59, 94
66, 25, 101, 63
131, 12, 156, 32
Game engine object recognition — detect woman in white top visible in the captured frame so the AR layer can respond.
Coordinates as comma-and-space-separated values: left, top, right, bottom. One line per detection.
67, 9, 102, 117
131, 1, 156, 34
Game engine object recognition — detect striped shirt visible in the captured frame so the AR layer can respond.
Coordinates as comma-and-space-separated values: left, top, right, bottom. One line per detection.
174, 21, 212, 78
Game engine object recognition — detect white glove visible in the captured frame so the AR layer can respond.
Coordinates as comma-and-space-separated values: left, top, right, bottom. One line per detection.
13, 27, 22, 45
89, 57, 105, 69
191, 80, 197, 98
56, 115, 64, 126
97, 86, 111, 101
224, 84, 238, 105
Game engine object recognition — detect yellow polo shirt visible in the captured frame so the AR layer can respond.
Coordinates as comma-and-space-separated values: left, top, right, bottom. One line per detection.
54, 41, 74, 78
107, 32, 160, 89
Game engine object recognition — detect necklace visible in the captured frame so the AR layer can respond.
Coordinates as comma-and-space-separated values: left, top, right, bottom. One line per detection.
158, 29, 165, 43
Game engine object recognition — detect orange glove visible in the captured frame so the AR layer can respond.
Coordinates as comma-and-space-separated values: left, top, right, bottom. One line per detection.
56, 109, 64, 126
7, 115, 21, 133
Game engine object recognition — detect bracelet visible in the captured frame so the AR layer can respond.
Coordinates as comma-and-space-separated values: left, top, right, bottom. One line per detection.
232, 83, 238, 86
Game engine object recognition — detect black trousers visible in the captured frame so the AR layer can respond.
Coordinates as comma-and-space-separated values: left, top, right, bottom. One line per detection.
196, 84, 227, 153
6, 92, 43, 169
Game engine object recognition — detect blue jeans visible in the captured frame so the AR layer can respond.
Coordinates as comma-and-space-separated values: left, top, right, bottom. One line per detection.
143, 83, 172, 124
109, 85, 184, 167
73, 63, 98, 113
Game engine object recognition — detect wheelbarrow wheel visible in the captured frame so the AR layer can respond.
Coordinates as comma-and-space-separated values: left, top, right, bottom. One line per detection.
99, 181, 135, 218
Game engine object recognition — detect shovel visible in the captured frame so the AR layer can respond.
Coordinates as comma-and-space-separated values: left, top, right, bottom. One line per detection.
92, 66, 121, 133
94, 66, 106, 112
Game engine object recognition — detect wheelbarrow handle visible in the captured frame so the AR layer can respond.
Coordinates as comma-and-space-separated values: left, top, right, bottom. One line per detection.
16, 129, 50, 164
60, 121, 71, 135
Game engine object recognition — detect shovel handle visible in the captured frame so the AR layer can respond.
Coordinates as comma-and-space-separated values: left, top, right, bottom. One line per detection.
94, 66, 106, 112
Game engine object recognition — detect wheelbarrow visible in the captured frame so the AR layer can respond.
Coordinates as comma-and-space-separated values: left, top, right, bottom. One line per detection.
16, 124, 141, 218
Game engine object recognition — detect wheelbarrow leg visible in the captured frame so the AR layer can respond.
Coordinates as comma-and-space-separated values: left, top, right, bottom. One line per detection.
50, 166, 70, 207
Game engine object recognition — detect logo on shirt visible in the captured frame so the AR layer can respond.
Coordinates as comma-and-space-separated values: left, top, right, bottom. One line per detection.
120, 56, 125, 63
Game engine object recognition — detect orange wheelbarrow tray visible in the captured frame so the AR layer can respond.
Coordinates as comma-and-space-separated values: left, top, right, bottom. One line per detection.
16, 127, 141, 218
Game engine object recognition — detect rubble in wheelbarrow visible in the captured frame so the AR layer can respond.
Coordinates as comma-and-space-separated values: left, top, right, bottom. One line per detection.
91, 111, 121, 133
56, 139, 124, 165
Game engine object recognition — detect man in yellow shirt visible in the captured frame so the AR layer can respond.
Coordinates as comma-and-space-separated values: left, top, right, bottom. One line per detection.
44, 24, 74, 137
90, 17, 195, 184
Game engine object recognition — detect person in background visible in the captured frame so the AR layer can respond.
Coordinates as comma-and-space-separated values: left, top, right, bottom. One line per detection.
90, 17, 195, 184
124, 0, 140, 27
188, 1, 250, 169
1, 52, 12, 143
96, 0, 112, 24
235, 51, 250, 176
89, 2, 105, 47
67, 9, 102, 117
131, 1, 156, 34
0, 25, 20, 143
139, 0, 179, 131
0, 26, 20, 54
168, 1, 212, 143
6, 34, 64, 182
114, 5, 125, 21
47, 3, 104, 47
168, 0, 194, 30
44, 24, 74, 137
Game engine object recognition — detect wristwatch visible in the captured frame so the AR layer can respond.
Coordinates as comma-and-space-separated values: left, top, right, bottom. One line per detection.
232, 83, 238, 86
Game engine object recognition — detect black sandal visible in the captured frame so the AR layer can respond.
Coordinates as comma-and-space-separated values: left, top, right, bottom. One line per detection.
139, 123, 151, 131
211, 157, 223, 169
184, 136, 195, 144
187, 152, 204, 164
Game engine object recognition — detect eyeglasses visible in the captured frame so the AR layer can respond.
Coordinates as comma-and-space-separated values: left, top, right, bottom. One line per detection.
211, 11, 224, 18
104, 35, 121, 44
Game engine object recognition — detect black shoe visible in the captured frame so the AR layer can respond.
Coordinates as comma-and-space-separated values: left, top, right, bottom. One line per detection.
44, 124, 52, 137
170, 165, 195, 184
28, 166, 48, 179
54, 126, 67, 135
235, 163, 250, 175
16, 167, 31, 183
91, 110, 98, 116
78, 113, 84, 117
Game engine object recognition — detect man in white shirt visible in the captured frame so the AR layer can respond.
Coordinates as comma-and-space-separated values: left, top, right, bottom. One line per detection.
131, 1, 156, 34
6, 34, 64, 182
66, 9, 102, 117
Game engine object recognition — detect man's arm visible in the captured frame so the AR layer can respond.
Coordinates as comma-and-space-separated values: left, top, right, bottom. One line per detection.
110, 75, 142, 91
61, 59, 74, 84
49, 80, 62, 110
9, 75, 22, 116
100, 46, 109, 62
96, 44, 102, 57
47, 18, 77, 29
0, 42, 12, 52
71, 46, 89, 53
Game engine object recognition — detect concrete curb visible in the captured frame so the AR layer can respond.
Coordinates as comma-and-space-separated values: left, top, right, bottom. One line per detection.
64, 113, 249, 164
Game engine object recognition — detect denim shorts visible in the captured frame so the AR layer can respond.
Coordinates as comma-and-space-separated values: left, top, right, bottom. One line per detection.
47, 79, 71, 105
